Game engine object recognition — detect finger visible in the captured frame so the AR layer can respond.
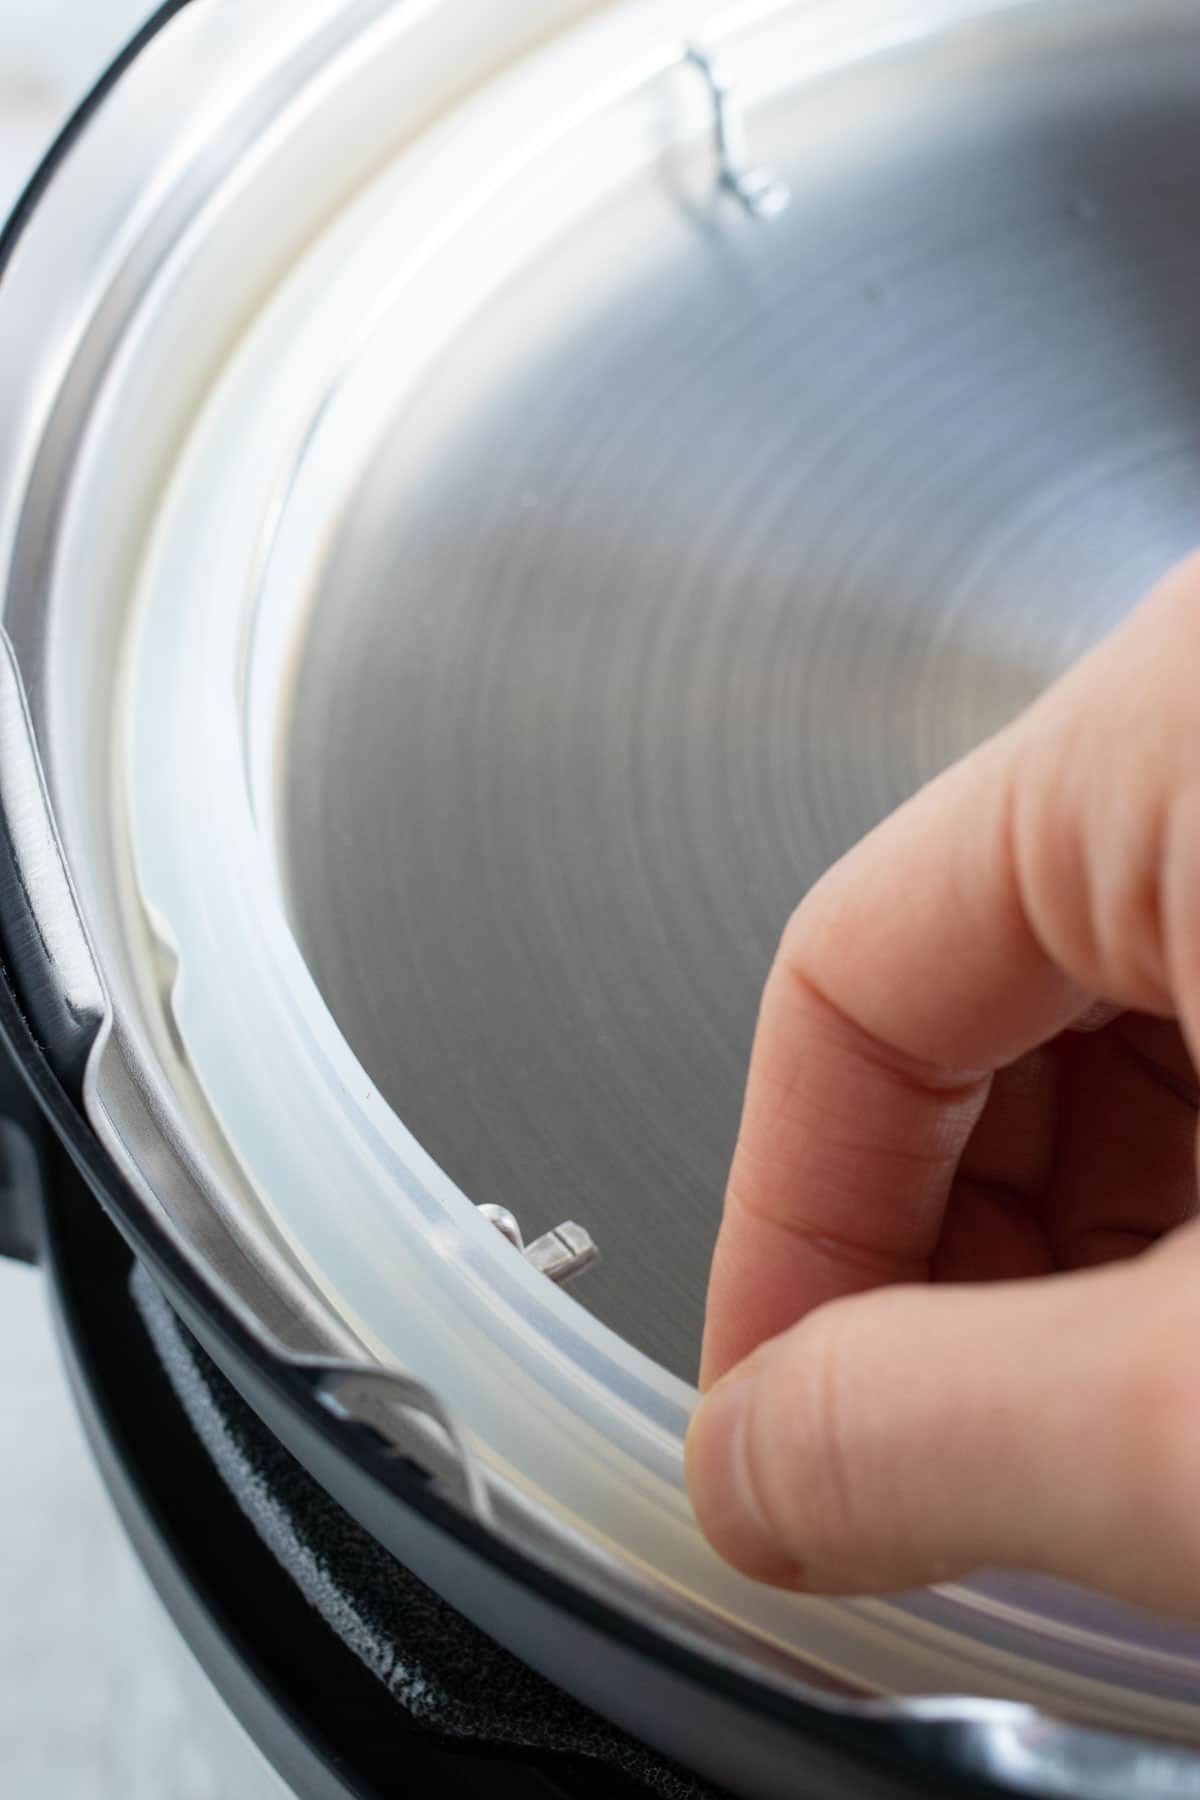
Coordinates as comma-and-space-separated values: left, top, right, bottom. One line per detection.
1067, 1000, 1124, 1034
936, 1021, 1200, 1281
931, 1048, 1059, 1283
1047, 1017, 1198, 1270
702, 738, 1084, 1384
703, 551, 1200, 1387
955, 1047, 1059, 1197
688, 1235, 1200, 1612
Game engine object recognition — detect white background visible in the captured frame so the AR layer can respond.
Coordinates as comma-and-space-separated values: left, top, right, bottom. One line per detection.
0, 6, 249, 1795
0, 0, 151, 195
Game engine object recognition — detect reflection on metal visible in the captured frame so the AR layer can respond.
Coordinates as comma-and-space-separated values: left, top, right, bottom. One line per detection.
480, 1203, 599, 1285
478, 1201, 524, 1251
685, 44, 790, 219
0, 631, 106, 1088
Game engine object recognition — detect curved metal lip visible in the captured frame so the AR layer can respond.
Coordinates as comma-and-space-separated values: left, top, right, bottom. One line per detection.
0, 4, 1198, 1795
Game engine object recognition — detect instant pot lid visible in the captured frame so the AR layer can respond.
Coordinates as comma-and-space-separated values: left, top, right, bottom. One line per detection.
6, 0, 1200, 1781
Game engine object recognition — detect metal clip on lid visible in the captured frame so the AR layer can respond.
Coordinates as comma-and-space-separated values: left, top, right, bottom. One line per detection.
479, 1204, 599, 1285
686, 45, 790, 220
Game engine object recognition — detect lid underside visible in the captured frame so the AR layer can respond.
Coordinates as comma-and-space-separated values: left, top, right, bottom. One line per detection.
127, 0, 1200, 1725
8, 0, 1200, 1748
284, 2, 1196, 1380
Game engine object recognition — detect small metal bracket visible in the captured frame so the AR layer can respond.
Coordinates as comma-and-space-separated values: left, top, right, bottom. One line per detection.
308, 1360, 492, 1525
685, 45, 790, 220
479, 1203, 599, 1285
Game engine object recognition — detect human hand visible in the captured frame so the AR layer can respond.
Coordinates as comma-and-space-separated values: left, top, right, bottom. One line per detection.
686, 551, 1200, 1614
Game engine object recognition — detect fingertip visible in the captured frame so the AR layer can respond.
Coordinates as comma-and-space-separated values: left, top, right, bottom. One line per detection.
686, 1369, 803, 1586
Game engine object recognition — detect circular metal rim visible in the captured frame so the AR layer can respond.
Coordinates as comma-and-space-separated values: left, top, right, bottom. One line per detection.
4, 0, 1200, 1785
115, 0, 1200, 1733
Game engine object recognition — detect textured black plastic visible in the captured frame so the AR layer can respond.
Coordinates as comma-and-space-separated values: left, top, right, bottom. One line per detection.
40, 1115, 682, 1799
129, 1259, 712, 1798
0, 1039, 44, 1262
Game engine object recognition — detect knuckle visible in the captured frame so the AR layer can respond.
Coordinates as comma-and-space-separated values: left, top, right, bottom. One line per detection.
1010, 698, 1179, 1010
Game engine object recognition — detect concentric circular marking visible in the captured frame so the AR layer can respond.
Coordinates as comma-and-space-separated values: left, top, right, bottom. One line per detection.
286, 14, 1200, 1379
110, 0, 1200, 1728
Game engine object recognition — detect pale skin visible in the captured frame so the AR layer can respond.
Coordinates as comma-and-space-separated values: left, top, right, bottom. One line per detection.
685, 549, 1200, 1614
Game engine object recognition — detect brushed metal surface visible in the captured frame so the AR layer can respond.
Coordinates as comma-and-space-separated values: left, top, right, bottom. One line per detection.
285, 2, 1200, 1381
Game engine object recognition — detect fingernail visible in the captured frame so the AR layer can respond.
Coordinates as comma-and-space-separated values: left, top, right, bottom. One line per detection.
685, 1372, 798, 1583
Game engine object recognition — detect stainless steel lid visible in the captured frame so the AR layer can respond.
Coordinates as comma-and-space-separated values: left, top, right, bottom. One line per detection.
5, 0, 1200, 1786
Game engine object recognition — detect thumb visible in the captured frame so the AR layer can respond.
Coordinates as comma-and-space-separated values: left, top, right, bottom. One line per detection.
685, 1239, 1200, 1610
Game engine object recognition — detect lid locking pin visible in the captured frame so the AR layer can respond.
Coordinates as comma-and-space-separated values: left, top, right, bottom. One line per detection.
685, 45, 790, 221
479, 1204, 599, 1285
